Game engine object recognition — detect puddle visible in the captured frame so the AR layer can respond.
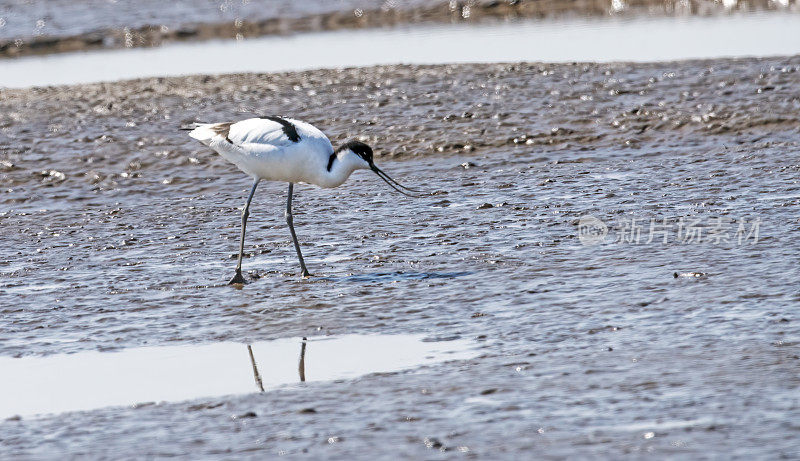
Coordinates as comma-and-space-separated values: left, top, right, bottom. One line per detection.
0, 334, 476, 419
1, 13, 799, 88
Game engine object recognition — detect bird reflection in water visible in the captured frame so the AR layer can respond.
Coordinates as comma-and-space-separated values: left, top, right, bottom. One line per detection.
246, 337, 307, 392
246, 344, 265, 392
298, 338, 306, 382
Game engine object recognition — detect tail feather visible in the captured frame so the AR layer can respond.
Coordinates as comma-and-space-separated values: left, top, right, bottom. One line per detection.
184, 122, 219, 146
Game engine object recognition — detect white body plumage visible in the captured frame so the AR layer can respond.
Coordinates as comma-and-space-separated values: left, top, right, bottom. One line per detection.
188, 117, 368, 188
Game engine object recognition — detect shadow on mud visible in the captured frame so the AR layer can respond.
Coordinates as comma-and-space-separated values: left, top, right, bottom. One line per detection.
318, 271, 474, 283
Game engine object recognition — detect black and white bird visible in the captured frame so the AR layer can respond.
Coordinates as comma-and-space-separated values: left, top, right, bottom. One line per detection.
185, 116, 421, 284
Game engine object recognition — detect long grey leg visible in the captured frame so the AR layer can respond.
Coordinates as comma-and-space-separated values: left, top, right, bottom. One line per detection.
285, 183, 311, 277
229, 179, 260, 284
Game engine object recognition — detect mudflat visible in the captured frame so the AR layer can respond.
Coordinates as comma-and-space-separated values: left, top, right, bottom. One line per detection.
1, 57, 799, 457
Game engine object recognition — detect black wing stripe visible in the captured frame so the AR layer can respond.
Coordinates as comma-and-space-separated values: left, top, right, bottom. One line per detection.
259, 115, 301, 142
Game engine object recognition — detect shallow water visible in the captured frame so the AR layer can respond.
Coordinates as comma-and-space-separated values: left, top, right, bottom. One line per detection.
1, 58, 799, 457
0, 0, 425, 42
2, 13, 800, 88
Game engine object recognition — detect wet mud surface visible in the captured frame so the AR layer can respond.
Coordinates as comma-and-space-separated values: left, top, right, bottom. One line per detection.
1, 0, 795, 58
1, 57, 800, 457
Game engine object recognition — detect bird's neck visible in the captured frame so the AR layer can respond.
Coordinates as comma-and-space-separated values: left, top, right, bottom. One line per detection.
324, 151, 366, 187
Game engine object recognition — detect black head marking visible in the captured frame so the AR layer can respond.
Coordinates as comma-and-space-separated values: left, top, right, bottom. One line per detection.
259, 115, 300, 142
337, 140, 373, 164
328, 140, 373, 171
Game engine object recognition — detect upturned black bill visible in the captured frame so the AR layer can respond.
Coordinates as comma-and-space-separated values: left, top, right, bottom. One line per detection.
371, 165, 426, 197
